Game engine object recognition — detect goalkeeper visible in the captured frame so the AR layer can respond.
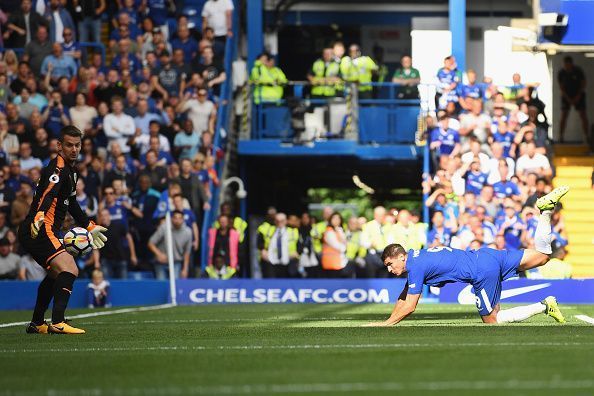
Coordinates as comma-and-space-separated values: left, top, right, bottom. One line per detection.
18, 126, 108, 335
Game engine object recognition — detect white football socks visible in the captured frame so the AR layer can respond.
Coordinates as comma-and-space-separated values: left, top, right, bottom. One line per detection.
534, 210, 553, 255
496, 302, 546, 323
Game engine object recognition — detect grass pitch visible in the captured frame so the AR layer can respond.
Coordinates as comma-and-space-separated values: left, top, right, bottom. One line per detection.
0, 303, 593, 395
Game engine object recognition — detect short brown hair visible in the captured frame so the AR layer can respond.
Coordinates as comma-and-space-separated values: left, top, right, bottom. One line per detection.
381, 243, 407, 263
60, 125, 83, 142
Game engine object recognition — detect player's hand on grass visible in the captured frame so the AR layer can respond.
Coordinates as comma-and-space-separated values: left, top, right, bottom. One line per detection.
31, 212, 45, 239
87, 222, 108, 249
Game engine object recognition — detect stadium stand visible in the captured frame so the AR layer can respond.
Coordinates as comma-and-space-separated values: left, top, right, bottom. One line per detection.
0, 0, 591, 283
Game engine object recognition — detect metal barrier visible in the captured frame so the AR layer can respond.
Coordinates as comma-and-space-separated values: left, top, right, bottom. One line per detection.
248, 82, 422, 144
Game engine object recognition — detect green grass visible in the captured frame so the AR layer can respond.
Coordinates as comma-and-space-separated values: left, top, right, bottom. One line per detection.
0, 303, 593, 395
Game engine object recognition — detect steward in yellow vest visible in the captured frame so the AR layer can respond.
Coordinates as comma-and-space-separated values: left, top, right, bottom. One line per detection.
308, 47, 341, 98
348, 44, 378, 99
215, 202, 248, 243
249, 53, 287, 104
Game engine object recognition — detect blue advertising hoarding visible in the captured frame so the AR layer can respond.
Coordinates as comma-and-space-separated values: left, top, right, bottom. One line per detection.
0, 279, 593, 310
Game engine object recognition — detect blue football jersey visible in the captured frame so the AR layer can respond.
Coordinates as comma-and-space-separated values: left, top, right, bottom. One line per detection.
406, 247, 478, 294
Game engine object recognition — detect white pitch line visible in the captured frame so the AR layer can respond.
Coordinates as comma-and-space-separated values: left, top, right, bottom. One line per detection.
0, 341, 591, 354
7, 379, 594, 395
575, 315, 594, 325
0, 303, 175, 328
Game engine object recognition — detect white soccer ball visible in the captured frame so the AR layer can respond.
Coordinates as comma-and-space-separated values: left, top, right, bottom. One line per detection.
63, 227, 94, 257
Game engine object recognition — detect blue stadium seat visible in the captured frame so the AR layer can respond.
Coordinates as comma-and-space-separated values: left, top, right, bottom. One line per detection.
127, 271, 155, 280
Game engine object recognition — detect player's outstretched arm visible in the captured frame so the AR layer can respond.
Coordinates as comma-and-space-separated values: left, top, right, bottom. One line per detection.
364, 285, 421, 327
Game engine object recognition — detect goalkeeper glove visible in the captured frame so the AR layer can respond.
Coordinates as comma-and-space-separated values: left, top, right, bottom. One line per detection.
31, 212, 45, 239
87, 221, 108, 249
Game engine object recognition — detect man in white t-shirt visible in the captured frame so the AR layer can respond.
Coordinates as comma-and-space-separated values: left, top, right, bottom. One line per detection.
516, 142, 552, 181
486, 142, 515, 184
176, 88, 216, 134
103, 97, 136, 153
459, 99, 491, 153
461, 138, 490, 173
202, 0, 234, 40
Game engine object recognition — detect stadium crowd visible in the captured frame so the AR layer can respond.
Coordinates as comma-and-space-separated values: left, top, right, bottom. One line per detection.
0, 0, 235, 280
252, 53, 571, 280
0, 0, 572, 281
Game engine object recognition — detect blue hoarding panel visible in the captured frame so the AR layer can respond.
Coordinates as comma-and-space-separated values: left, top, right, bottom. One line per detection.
440, 279, 594, 305
0, 281, 169, 310
176, 279, 407, 304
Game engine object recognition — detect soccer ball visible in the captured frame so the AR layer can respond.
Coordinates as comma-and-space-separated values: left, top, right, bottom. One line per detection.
63, 227, 94, 257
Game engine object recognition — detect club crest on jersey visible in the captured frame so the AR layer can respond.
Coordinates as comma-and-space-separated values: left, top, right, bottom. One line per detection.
49, 174, 60, 183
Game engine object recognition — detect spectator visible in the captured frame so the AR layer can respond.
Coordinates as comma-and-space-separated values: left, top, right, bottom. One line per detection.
87, 269, 111, 308
94, 70, 127, 105
430, 113, 461, 161
427, 211, 453, 248
134, 122, 172, 156
194, 45, 227, 96
111, 39, 143, 77
463, 158, 488, 196
103, 97, 135, 153
0, 170, 16, 216
18, 142, 43, 173
436, 55, 460, 109
76, 178, 98, 221
201, 0, 234, 50
139, 150, 168, 191
151, 50, 182, 101
10, 180, 33, 224
361, 206, 390, 278
134, 99, 167, 136
174, 119, 200, 160
392, 55, 420, 99
492, 160, 521, 200
146, 0, 170, 38
0, 213, 9, 237
70, 93, 97, 133
16, 88, 37, 120
4, 0, 47, 48
101, 185, 128, 227
202, 255, 237, 279
130, 174, 161, 266
176, 88, 216, 135
148, 210, 192, 279
171, 24, 199, 64
18, 254, 45, 280
486, 142, 515, 184
171, 194, 199, 253
515, 142, 552, 182
41, 90, 71, 139
558, 56, 590, 148
22, 25, 52, 76
207, 214, 238, 270
6, 160, 31, 192
75, 0, 106, 43
98, 208, 136, 279
307, 47, 341, 99
175, 158, 209, 223
262, 213, 299, 278
459, 69, 483, 110
322, 212, 354, 278
296, 212, 319, 278
348, 44, 378, 100
496, 204, 525, 251
45, 0, 76, 43
459, 99, 491, 153
0, 238, 19, 280
61, 27, 81, 63
491, 120, 516, 159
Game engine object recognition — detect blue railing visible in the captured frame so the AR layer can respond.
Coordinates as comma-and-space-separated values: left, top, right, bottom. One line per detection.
249, 82, 421, 144
199, 0, 239, 271
1, 42, 107, 66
